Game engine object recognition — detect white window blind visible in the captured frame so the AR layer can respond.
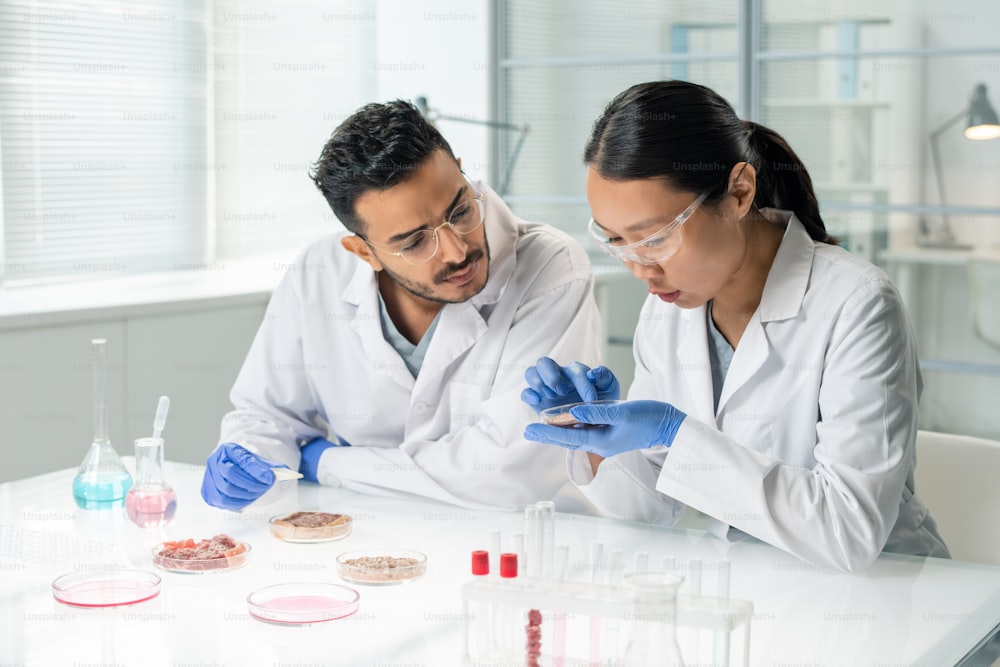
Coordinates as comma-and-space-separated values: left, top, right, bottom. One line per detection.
0, 0, 207, 284
212, 0, 376, 258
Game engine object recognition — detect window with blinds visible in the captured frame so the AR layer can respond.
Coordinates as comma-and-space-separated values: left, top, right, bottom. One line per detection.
0, 1, 207, 284
0, 0, 376, 284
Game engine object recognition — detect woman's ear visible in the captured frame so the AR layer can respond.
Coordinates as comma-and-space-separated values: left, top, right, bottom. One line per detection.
729, 161, 757, 218
341, 235, 383, 272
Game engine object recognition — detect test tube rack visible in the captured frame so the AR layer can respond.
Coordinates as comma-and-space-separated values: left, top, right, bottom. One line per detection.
462, 561, 753, 666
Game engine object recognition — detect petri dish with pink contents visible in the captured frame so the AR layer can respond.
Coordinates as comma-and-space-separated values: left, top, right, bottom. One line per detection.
52, 569, 161, 608
247, 582, 360, 625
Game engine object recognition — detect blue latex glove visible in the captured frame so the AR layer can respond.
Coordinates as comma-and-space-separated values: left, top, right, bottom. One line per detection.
201, 443, 288, 511
523, 400, 687, 457
299, 437, 345, 483
521, 357, 621, 414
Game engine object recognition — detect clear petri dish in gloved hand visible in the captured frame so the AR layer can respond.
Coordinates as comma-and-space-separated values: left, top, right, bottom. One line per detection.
539, 400, 622, 428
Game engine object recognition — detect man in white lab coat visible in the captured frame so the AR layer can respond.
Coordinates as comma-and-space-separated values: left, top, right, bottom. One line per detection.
200, 100, 603, 511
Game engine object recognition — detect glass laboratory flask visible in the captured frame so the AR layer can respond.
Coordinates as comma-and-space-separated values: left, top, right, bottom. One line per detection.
125, 438, 177, 528
622, 571, 686, 667
72, 338, 132, 509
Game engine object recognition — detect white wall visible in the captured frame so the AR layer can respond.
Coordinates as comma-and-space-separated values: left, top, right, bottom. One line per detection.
374, 0, 491, 182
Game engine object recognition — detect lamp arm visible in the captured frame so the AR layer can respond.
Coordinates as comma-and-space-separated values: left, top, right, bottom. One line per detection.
928, 108, 967, 229
427, 113, 530, 197
497, 125, 529, 197
416, 97, 530, 197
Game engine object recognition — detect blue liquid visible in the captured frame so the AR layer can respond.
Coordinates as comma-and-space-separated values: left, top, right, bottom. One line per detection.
72, 473, 132, 510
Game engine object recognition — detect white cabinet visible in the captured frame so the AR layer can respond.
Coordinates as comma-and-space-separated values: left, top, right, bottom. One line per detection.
0, 300, 268, 484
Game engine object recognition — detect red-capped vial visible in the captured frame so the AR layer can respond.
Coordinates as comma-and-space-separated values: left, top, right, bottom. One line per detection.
471, 550, 489, 576
500, 552, 518, 578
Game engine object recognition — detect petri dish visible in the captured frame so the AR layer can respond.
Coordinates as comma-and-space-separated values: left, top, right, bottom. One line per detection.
247, 582, 360, 625
151, 534, 251, 574
269, 511, 352, 543
336, 549, 427, 586
52, 569, 161, 608
540, 399, 622, 428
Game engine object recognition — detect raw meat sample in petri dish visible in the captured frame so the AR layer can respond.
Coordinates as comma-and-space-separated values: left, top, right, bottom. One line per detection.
52, 569, 161, 608
269, 511, 352, 543
336, 549, 427, 585
540, 400, 622, 428
247, 582, 360, 625
152, 534, 250, 573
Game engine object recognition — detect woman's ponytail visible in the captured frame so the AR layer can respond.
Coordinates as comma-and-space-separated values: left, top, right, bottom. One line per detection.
744, 121, 837, 244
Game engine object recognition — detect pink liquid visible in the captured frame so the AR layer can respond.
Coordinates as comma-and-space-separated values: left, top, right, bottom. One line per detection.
250, 595, 359, 623
55, 580, 160, 608
125, 487, 177, 528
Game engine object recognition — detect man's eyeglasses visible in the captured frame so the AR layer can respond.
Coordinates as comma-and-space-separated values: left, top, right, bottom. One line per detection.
363, 188, 486, 265
588, 191, 709, 265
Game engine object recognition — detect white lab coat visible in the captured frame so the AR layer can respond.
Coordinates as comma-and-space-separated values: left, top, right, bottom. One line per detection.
569, 210, 949, 572
220, 183, 603, 510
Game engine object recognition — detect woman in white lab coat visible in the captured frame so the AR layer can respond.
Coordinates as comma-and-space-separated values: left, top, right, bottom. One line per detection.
522, 80, 949, 572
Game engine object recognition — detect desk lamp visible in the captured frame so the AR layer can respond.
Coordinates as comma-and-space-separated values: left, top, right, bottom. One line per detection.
923, 83, 1000, 248
416, 95, 529, 196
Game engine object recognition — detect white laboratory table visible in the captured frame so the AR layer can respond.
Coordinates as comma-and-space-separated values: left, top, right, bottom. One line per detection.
2, 462, 999, 666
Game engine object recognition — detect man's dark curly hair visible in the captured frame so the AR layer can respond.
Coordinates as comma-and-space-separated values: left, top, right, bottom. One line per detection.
310, 99, 457, 235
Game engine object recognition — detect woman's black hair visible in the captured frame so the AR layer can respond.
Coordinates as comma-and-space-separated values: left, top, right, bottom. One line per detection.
583, 80, 836, 244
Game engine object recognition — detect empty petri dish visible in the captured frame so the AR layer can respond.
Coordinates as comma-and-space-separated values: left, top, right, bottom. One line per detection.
540, 400, 622, 427
247, 582, 360, 625
269, 511, 352, 543
151, 534, 250, 574
336, 549, 427, 586
52, 569, 161, 608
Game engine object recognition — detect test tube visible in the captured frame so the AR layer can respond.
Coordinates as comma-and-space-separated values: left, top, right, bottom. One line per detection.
524, 504, 540, 578
589, 541, 604, 584
716, 559, 731, 602
498, 553, 519, 654
469, 550, 491, 659
604, 549, 625, 660
633, 550, 649, 573
536, 500, 555, 580
488, 529, 501, 581
608, 549, 624, 586
512, 531, 524, 573
688, 558, 703, 596
713, 560, 733, 664
588, 541, 604, 666
554, 545, 570, 667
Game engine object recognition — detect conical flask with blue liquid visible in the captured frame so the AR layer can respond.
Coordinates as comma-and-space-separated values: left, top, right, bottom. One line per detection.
72, 338, 132, 509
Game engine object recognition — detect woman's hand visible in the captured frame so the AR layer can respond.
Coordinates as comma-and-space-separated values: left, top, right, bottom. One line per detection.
523, 400, 687, 457
520, 357, 620, 414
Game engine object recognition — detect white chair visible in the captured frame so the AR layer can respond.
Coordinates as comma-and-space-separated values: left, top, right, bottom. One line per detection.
914, 429, 1000, 566
968, 257, 1000, 349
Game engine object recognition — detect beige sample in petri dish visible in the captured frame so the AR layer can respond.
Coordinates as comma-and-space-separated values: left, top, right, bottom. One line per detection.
336, 549, 427, 585
269, 511, 352, 543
